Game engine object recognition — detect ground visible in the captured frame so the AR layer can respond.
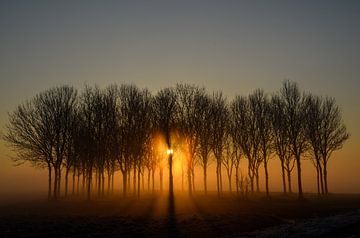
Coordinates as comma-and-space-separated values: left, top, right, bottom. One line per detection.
0, 192, 359, 237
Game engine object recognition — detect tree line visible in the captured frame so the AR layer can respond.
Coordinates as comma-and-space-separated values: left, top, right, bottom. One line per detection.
3, 80, 349, 200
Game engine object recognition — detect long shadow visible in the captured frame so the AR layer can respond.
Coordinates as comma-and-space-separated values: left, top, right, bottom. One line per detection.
165, 190, 179, 238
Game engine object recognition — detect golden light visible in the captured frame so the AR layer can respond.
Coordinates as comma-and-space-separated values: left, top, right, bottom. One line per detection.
167, 149, 174, 155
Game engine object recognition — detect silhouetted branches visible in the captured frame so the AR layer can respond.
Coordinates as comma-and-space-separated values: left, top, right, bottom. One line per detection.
3, 81, 349, 200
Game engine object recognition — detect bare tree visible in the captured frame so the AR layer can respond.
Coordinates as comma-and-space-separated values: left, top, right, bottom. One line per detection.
210, 92, 229, 196
305, 95, 324, 195
280, 80, 308, 199
143, 137, 157, 192
5, 81, 349, 200
230, 96, 260, 193
249, 89, 273, 198
222, 137, 236, 193
175, 84, 205, 195
271, 94, 295, 194
305, 95, 349, 195
5, 86, 78, 199
195, 93, 213, 194
102, 86, 119, 196
153, 88, 177, 196
5, 101, 54, 199
132, 88, 153, 198
64, 108, 80, 198
117, 85, 153, 197
77, 86, 99, 200
228, 105, 243, 196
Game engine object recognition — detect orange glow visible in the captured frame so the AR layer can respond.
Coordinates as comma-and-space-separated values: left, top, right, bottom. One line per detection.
148, 131, 189, 189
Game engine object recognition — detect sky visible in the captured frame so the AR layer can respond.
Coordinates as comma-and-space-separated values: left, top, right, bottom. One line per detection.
0, 1, 359, 195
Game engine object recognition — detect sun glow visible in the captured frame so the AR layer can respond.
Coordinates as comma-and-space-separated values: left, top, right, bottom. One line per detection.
150, 131, 189, 189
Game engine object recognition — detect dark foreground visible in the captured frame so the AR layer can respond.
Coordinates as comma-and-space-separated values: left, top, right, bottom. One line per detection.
0, 192, 359, 238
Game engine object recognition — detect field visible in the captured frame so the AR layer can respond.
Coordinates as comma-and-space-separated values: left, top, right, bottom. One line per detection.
0, 192, 359, 237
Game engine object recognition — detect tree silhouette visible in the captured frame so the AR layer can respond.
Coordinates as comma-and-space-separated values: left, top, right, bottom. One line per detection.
319, 97, 349, 194
222, 136, 237, 193
230, 96, 260, 193
175, 84, 205, 195
4, 81, 349, 200
210, 92, 228, 196
77, 86, 100, 199
271, 95, 295, 193
305, 95, 325, 195
195, 92, 213, 194
117, 85, 153, 197
154, 88, 177, 196
280, 80, 308, 199
5, 86, 77, 199
306, 95, 349, 195
228, 118, 243, 195
5, 100, 54, 198
249, 89, 273, 198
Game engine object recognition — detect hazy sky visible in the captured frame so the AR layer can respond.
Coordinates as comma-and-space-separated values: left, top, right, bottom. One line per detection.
0, 1, 359, 194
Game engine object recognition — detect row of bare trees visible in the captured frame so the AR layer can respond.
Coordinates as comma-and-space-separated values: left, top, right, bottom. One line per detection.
4, 81, 349, 200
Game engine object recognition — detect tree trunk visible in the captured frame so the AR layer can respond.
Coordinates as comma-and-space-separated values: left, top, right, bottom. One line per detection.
169, 154, 174, 197
318, 162, 324, 195
57, 167, 61, 197
101, 171, 105, 197
219, 163, 223, 193
147, 169, 151, 192
141, 170, 145, 192
53, 167, 58, 199
133, 165, 137, 195
82, 168, 86, 194
107, 172, 111, 195
235, 164, 239, 195
216, 163, 220, 196
248, 163, 254, 193
152, 169, 155, 192
122, 171, 127, 197
65, 168, 69, 197
72, 169, 76, 195
137, 164, 141, 198
255, 171, 260, 193
111, 170, 114, 194
264, 158, 269, 198
281, 159, 286, 194
203, 166, 207, 195
181, 164, 184, 192
87, 167, 92, 200
192, 168, 196, 192
188, 163, 192, 196
127, 169, 131, 193
98, 170, 101, 198
48, 164, 52, 199
287, 169, 292, 193
160, 167, 163, 193
228, 173, 232, 193
94, 170, 98, 192
77, 172, 80, 195
323, 161, 328, 195
315, 162, 321, 195
295, 155, 303, 199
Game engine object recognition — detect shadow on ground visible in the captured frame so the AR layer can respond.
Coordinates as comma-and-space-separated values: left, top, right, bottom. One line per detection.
0, 192, 359, 237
